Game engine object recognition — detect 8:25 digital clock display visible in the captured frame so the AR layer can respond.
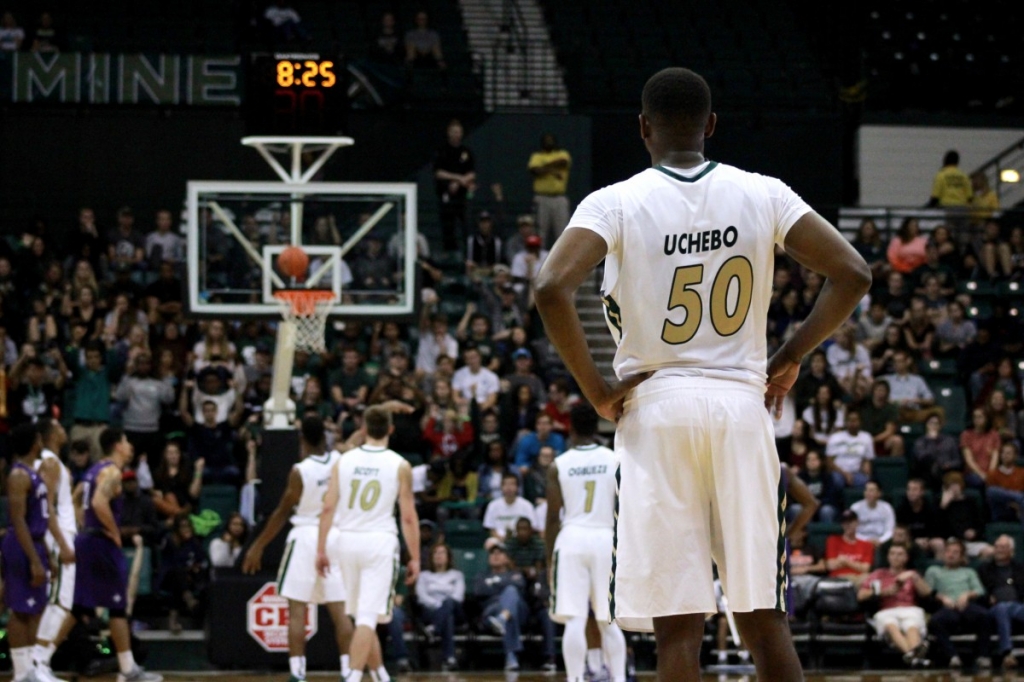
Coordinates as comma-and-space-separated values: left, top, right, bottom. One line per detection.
276, 59, 337, 88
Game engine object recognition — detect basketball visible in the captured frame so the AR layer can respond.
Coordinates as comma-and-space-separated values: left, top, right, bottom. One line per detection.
278, 246, 309, 278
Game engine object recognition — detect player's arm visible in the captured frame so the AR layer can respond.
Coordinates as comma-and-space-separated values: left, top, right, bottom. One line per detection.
72, 481, 85, 529
534, 229, 650, 421
8, 468, 46, 587
543, 462, 563, 571
785, 467, 819, 539
39, 458, 74, 563
397, 460, 421, 585
92, 466, 124, 548
316, 461, 341, 577
766, 212, 872, 414
242, 466, 302, 574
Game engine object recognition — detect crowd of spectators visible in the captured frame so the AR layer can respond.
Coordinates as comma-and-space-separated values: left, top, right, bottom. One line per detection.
0, 10, 61, 53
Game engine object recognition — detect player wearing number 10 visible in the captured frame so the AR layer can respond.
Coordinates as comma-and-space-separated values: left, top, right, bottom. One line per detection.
534, 67, 872, 682
317, 406, 420, 682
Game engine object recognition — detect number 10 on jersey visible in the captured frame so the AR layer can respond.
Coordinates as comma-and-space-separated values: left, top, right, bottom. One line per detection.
661, 256, 754, 344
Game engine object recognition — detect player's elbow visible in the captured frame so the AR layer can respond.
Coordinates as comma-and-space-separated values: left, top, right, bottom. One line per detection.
844, 257, 873, 296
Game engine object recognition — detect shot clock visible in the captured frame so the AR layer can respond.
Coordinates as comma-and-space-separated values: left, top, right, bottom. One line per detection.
245, 52, 348, 135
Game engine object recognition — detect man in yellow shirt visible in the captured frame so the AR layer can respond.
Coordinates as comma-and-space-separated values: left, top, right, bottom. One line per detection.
528, 134, 572, 247
927, 150, 972, 207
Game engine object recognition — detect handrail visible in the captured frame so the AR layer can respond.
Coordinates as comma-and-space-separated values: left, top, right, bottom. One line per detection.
970, 135, 1024, 206
973, 136, 1024, 175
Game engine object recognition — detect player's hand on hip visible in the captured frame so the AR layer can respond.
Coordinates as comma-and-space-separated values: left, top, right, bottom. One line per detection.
242, 546, 262, 574
30, 559, 46, 588
592, 372, 652, 423
765, 351, 801, 419
405, 560, 420, 585
315, 550, 331, 578
59, 544, 76, 564
106, 529, 123, 548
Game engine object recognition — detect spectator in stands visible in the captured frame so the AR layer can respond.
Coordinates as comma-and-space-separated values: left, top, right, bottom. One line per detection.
466, 211, 503, 278
971, 172, 999, 223
263, 2, 311, 43
827, 324, 872, 402
513, 413, 565, 473
456, 308, 498, 370
788, 524, 826, 616
912, 414, 963, 488
936, 301, 976, 359
505, 214, 538, 264
925, 538, 992, 669
209, 512, 247, 569
435, 455, 479, 520
452, 345, 499, 412
871, 324, 909, 378
852, 218, 888, 280
506, 516, 545, 579
511, 235, 548, 295
902, 298, 936, 360
28, 11, 57, 52
528, 134, 572, 247
936, 472, 991, 559
987, 389, 1019, 437
369, 12, 404, 65
542, 379, 574, 434
974, 221, 1013, 280
352, 233, 395, 292
796, 450, 839, 522
159, 514, 210, 632
433, 119, 474, 252
428, 377, 469, 420
913, 241, 957, 298
768, 287, 805, 345
328, 347, 372, 413
897, 479, 943, 557
67, 438, 91, 486
25, 296, 56, 348
522, 445, 554, 504
478, 440, 513, 502
186, 400, 238, 485
0, 11, 25, 51
416, 314, 459, 382
978, 534, 1024, 670
962, 407, 1000, 488
116, 351, 174, 467
850, 481, 896, 545
9, 350, 63, 424
119, 468, 160, 547
859, 379, 905, 457
106, 206, 144, 276
144, 261, 184, 326
483, 473, 535, 539
857, 544, 932, 667
804, 384, 845, 447
181, 369, 244, 427
927, 150, 972, 208
876, 271, 913, 322
145, 209, 184, 265
858, 301, 893, 352
986, 442, 1024, 522
1007, 227, 1024, 282
417, 543, 465, 672
793, 349, 842, 413
424, 408, 474, 461
887, 218, 929, 275
879, 523, 925, 569
825, 409, 872, 489
825, 510, 875, 586
405, 11, 445, 69
883, 350, 942, 424
506, 349, 546, 405
152, 441, 201, 522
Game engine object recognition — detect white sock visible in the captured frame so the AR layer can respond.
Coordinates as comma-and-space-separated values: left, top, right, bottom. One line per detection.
11, 647, 32, 680
341, 654, 351, 676
375, 665, 390, 682
34, 643, 57, 667
346, 671, 363, 682
118, 650, 137, 675
587, 648, 603, 672
289, 656, 306, 679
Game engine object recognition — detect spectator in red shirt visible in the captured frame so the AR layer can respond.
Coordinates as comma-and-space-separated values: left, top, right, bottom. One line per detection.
857, 544, 932, 666
825, 509, 875, 586
542, 378, 574, 434
986, 442, 1024, 522
423, 408, 474, 461
961, 408, 1001, 489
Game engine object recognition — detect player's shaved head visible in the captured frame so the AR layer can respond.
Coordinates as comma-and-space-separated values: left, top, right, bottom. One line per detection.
570, 403, 599, 439
301, 415, 326, 449
365, 405, 393, 439
642, 68, 712, 137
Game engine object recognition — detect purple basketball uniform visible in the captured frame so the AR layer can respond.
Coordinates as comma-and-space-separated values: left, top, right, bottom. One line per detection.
1, 462, 51, 614
73, 460, 128, 609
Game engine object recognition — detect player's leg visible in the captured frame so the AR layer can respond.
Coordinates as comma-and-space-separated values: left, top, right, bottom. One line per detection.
562, 617, 588, 682
8, 611, 42, 682
732, 610, 803, 681
653, 614, 706, 682
287, 600, 310, 680
326, 601, 354, 676
34, 604, 74, 681
595, 621, 626, 682
345, 536, 396, 682
585, 615, 603, 676
110, 609, 161, 682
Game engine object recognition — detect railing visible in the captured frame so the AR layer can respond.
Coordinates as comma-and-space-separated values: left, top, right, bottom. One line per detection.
482, 0, 566, 110
835, 205, 1024, 244
972, 135, 1024, 209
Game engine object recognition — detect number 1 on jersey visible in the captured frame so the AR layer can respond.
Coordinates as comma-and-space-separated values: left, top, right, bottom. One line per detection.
348, 479, 382, 511
584, 480, 596, 513
661, 256, 753, 344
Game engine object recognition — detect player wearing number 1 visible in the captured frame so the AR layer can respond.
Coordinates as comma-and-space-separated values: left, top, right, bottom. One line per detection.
535, 67, 872, 682
317, 406, 420, 682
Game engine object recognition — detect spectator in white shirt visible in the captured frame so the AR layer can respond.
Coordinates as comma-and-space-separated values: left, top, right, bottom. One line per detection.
209, 512, 248, 568
483, 473, 536, 539
416, 313, 459, 378
0, 12, 25, 51
857, 300, 893, 352
510, 235, 548, 294
827, 324, 872, 402
802, 383, 845, 447
882, 350, 943, 424
145, 209, 185, 264
826, 410, 875, 489
850, 481, 896, 545
416, 544, 465, 671
452, 345, 499, 411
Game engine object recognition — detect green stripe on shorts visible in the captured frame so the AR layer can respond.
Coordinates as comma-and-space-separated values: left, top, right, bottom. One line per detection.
775, 472, 788, 611
610, 464, 620, 620
277, 540, 296, 592
49, 546, 61, 605
550, 549, 560, 616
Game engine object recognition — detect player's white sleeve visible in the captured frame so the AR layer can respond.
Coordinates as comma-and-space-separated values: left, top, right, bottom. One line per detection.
565, 186, 621, 252
766, 177, 812, 247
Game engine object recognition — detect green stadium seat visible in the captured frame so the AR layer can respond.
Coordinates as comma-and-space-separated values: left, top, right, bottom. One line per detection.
958, 280, 996, 297
123, 546, 153, 596
444, 519, 487, 549
843, 486, 865, 510
807, 522, 842, 553
920, 358, 957, 378
935, 386, 967, 433
873, 457, 909, 498
198, 484, 239, 526
986, 523, 1024, 562
454, 548, 489, 584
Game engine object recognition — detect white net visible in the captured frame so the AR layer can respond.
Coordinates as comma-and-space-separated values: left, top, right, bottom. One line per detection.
274, 291, 336, 354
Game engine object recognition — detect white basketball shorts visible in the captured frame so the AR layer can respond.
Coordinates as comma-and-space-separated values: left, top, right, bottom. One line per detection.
611, 375, 786, 632
550, 524, 614, 624
333, 530, 400, 624
277, 525, 347, 604
47, 529, 77, 610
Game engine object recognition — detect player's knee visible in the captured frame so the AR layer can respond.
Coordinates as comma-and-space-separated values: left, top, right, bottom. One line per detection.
355, 612, 378, 629
108, 607, 127, 619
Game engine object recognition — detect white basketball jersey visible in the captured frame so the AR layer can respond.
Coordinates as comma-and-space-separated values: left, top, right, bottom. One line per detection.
291, 451, 343, 526
36, 448, 75, 533
569, 161, 811, 388
334, 445, 403, 534
555, 444, 617, 530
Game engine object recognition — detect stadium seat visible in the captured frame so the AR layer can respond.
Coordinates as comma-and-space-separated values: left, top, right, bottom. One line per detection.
444, 519, 487, 549
935, 386, 967, 433
873, 457, 909, 498
454, 548, 489, 584
807, 522, 842, 553
919, 358, 957, 378
843, 486, 865, 510
198, 484, 239, 526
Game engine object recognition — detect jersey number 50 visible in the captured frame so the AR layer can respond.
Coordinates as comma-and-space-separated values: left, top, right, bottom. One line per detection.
661, 256, 754, 345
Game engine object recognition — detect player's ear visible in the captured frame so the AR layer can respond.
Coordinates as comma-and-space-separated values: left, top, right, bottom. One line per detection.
705, 113, 717, 140
638, 113, 651, 141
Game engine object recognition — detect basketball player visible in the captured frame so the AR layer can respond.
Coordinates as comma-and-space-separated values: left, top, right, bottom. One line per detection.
316, 406, 420, 682
242, 415, 382, 682
534, 67, 872, 682
33, 419, 77, 682
545, 404, 627, 682
73, 428, 162, 682
3, 423, 49, 682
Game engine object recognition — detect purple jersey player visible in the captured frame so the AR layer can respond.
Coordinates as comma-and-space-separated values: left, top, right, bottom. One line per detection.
72, 428, 161, 682
2, 423, 48, 682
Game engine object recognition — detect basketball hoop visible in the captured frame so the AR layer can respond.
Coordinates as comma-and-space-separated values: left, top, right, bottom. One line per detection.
273, 290, 337, 354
